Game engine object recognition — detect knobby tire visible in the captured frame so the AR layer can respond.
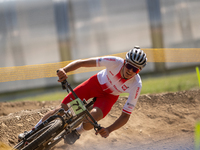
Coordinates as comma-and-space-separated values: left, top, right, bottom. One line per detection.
21, 119, 63, 150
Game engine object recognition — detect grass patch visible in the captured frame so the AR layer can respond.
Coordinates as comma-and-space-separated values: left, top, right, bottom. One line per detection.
141, 72, 198, 94
13, 72, 199, 101
14, 92, 67, 102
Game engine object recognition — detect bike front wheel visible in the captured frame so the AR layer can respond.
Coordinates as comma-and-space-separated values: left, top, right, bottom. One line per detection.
21, 118, 63, 150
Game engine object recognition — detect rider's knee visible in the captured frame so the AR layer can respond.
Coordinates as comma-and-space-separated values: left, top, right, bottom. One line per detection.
61, 103, 69, 111
90, 107, 103, 121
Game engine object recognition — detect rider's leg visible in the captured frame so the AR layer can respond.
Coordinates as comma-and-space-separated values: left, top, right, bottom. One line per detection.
75, 107, 103, 134
33, 103, 69, 128
41, 103, 69, 122
76, 93, 119, 134
82, 107, 103, 130
32, 103, 69, 128
64, 107, 103, 145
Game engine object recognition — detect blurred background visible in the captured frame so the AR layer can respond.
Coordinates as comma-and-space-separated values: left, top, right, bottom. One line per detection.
0, 0, 200, 101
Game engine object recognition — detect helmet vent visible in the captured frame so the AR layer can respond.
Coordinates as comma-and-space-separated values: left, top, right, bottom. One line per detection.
125, 46, 147, 69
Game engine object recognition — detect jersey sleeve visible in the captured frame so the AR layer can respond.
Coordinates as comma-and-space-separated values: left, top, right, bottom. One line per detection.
122, 86, 141, 115
96, 56, 123, 68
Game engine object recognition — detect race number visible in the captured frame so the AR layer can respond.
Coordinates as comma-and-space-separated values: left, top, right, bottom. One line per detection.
67, 98, 86, 116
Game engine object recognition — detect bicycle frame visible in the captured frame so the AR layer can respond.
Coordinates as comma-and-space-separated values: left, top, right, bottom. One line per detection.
14, 78, 101, 150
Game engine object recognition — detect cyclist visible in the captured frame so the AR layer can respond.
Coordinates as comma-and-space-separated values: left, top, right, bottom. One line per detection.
19, 46, 147, 145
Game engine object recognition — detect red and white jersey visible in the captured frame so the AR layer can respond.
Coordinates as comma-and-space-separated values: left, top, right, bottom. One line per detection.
96, 56, 142, 115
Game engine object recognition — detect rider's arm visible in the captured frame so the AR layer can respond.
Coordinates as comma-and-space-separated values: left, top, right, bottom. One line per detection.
97, 84, 142, 138
105, 86, 141, 135
96, 112, 130, 138
107, 112, 130, 133
63, 58, 97, 72
57, 58, 97, 82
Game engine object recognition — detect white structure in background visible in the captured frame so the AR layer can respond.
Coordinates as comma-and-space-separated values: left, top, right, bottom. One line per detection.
0, 0, 200, 96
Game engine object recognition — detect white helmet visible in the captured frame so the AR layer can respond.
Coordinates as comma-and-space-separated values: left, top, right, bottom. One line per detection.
126, 46, 147, 69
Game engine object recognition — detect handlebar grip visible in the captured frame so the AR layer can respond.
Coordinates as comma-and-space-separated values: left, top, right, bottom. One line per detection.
94, 124, 102, 132
97, 125, 102, 131
57, 70, 66, 89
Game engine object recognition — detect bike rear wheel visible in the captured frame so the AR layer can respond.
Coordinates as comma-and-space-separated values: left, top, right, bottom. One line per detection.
21, 119, 63, 150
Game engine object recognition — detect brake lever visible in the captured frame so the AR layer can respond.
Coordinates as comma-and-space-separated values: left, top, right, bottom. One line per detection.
94, 123, 102, 132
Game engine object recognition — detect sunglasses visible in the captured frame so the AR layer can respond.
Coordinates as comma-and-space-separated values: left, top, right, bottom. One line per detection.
125, 63, 140, 73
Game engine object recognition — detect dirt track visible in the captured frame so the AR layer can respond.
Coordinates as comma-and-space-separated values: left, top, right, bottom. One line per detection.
0, 89, 200, 150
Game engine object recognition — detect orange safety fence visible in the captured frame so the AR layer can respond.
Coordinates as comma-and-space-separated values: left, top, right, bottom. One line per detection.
0, 48, 199, 82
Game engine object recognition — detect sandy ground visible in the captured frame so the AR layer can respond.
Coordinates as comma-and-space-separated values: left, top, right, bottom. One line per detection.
0, 89, 200, 150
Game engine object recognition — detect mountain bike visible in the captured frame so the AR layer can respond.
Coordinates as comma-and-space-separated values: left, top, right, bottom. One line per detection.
13, 75, 101, 150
